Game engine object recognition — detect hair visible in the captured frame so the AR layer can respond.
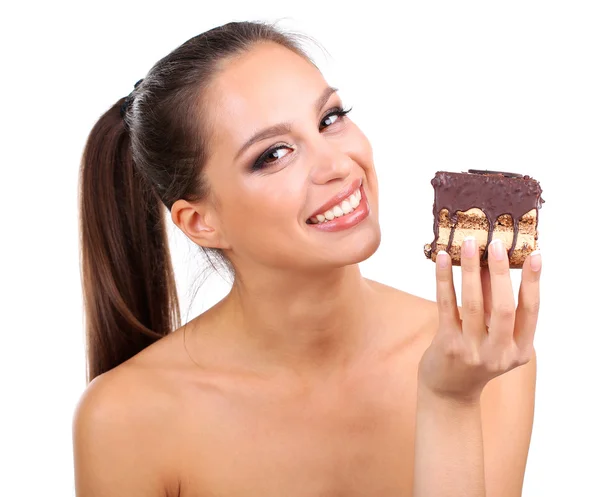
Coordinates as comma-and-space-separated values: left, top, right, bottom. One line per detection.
79, 21, 318, 383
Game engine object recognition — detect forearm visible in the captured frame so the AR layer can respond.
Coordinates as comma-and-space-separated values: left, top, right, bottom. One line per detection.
413, 385, 485, 497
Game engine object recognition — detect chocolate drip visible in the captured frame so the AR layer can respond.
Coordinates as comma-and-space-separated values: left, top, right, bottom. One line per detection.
446, 213, 458, 250
430, 170, 543, 260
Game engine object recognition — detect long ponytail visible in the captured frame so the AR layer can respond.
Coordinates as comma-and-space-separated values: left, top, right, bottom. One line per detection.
79, 100, 180, 382
78, 21, 315, 383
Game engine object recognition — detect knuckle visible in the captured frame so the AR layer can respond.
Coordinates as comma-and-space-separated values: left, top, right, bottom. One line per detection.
463, 299, 484, 316
523, 298, 541, 316
438, 295, 456, 311
493, 302, 516, 320
437, 269, 453, 282
484, 344, 521, 373
485, 356, 513, 374
490, 265, 510, 277
464, 350, 482, 368
442, 337, 462, 358
484, 361, 501, 375
518, 346, 534, 365
461, 263, 480, 274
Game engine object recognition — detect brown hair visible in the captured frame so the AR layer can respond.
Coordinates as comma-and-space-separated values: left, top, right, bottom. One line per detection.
79, 21, 315, 382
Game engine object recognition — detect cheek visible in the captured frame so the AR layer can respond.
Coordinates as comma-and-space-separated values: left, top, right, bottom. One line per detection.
346, 124, 379, 202
221, 183, 307, 263
222, 182, 303, 235
346, 123, 375, 169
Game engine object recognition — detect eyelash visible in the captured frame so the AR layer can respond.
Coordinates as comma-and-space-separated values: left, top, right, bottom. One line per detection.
251, 106, 353, 171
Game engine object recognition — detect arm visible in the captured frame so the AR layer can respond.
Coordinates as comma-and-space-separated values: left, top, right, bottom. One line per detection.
414, 238, 541, 497
481, 351, 536, 497
72, 371, 171, 497
414, 386, 486, 496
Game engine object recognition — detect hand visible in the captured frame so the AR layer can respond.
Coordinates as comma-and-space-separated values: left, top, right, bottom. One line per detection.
418, 237, 542, 403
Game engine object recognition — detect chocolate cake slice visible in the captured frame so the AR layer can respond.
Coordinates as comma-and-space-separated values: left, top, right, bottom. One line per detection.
424, 170, 544, 268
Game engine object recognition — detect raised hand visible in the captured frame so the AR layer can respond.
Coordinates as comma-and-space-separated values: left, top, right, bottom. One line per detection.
418, 237, 542, 402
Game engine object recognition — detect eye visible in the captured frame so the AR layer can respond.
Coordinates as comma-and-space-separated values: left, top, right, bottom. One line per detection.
319, 106, 352, 131
251, 144, 294, 171
261, 147, 292, 164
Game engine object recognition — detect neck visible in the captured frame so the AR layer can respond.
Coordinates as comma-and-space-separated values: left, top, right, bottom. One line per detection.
220, 264, 378, 375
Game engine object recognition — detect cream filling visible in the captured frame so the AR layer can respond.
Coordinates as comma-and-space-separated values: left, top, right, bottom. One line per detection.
436, 227, 536, 251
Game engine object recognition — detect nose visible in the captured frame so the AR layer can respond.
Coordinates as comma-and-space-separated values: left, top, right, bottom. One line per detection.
308, 139, 353, 185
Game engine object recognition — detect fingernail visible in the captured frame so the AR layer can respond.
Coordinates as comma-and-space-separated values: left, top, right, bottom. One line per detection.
530, 249, 542, 271
438, 250, 450, 269
463, 236, 476, 257
489, 239, 506, 260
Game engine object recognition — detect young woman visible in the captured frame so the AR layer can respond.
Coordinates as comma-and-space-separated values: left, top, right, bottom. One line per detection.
74, 21, 541, 497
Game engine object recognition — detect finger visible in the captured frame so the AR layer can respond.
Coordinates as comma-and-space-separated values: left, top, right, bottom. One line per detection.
487, 239, 516, 345
514, 250, 542, 353
481, 266, 492, 327
460, 236, 486, 342
436, 250, 460, 333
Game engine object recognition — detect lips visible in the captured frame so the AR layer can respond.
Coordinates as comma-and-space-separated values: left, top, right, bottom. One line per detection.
306, 178, 363, 221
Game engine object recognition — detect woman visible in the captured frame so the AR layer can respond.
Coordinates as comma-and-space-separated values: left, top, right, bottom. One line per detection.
73, 21, 541, 496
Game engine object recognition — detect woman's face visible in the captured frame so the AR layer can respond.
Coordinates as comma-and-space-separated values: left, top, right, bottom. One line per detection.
200, 42, 381, 272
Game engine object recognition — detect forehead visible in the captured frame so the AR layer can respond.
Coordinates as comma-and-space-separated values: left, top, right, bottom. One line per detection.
206, 42, 329, 147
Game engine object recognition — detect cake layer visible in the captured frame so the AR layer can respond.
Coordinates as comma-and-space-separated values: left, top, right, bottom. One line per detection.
428, 207, 538, 267
432, 227, 537, 267
437, 208, 537, 235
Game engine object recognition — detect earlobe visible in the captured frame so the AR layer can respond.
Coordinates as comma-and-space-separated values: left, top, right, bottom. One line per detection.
170, 199, 229, 249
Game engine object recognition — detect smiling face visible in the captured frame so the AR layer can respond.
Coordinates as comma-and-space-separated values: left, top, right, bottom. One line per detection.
180, 42, 381, 273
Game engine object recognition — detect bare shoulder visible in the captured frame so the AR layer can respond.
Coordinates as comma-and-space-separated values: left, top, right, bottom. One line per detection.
366, 277, 436, 311
365, 277, 438, 342
73, 331, 189, 427
72, 339, 184, 496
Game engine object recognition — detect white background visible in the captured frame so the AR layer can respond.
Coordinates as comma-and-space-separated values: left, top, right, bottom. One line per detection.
2, 1, 599, 495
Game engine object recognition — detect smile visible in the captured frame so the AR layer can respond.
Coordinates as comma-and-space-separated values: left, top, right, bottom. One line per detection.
306, 184, 370, 232
307, 187, 362, 224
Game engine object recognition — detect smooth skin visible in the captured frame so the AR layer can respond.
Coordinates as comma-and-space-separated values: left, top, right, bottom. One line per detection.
73, 42, 540, 496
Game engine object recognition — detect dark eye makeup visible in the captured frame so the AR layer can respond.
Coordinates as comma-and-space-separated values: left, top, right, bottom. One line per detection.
250, 106, 353, 171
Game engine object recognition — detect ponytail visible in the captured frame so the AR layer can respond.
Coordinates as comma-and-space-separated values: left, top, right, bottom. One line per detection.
78, 22, 318, 383
79, 100, 180, 383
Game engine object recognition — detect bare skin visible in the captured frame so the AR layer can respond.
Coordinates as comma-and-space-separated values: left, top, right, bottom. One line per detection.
73, 42, 539, 496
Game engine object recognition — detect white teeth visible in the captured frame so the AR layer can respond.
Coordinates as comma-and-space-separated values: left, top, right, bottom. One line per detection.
341, 200, 353, 214
309, 187, 363, 224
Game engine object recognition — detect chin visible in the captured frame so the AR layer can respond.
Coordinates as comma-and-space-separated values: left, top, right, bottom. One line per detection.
349, 223, 382, 263
328, 220, 382, 268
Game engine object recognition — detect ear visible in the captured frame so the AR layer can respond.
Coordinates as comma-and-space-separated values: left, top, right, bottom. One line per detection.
170, 198, 230, 250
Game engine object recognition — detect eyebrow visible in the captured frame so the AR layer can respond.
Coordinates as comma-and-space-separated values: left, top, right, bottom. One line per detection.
234, 86, 339, 160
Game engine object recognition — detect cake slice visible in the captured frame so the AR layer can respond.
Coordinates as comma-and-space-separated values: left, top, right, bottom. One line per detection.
423, 169, 544, 268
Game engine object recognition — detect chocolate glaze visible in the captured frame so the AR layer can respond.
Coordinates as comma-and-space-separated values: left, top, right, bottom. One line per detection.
429, 170, 544, 260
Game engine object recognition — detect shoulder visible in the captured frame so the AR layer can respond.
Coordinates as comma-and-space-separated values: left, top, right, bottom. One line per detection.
362, 278, 440, 366
72, 350, 182, 496
366, 277, 438, 334
74, 332, 189, 427
367, 277, 437, 311
73, 360, 172, 431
